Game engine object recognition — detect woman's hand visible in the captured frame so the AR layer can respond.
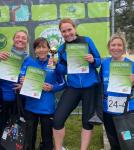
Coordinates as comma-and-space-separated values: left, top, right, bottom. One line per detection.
0, 52, 9, 60
43, 83, 53, 92
13, 83, 22, 90
48, 57, 57, 66
84, 54, 94, 63
13, 76, 25, 90
19, 76, 25, 84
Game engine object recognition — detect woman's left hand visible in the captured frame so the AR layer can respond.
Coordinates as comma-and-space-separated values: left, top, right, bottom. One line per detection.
43, 83, 53, 92
48, 57, 57, 66
13, 83, 22, 90
84, 54, 94, 63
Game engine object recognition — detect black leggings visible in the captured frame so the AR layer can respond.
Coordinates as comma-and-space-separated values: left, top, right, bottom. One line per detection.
24, 111, 54, 150
53, 85, 97, 130
103, 112, 121, 150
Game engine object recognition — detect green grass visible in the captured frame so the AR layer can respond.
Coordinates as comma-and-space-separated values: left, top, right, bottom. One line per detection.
36, 115, 103, 150
64, 115, 103, 150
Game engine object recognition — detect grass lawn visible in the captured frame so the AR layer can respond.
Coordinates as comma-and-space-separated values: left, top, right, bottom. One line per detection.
64, 115, 103, 150
36, 114, 103, 150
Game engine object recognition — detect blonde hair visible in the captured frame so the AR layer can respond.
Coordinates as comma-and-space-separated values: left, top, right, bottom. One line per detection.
13, 30, 29, 42
107, 33, 127, 50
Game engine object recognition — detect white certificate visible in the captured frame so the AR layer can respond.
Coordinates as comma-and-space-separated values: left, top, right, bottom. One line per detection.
66, 43, 89, 74
20, 66, 45, 99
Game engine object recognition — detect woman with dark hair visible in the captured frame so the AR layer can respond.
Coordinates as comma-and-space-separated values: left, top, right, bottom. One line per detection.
19, 37, 65, 150
53, 18, 101, 150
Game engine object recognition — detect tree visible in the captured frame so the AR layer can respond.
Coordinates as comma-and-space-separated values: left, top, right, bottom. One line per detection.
114, 0, 134, 50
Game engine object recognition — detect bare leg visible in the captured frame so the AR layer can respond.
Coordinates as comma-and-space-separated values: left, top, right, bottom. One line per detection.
53, 127, 65, 150
80, 128, 93, 150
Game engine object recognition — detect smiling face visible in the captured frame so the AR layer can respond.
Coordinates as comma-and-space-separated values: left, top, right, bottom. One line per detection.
13, 31, 28, 51
109, 38, 125, 60
60, 22, 77, 42
34, 41, 50, 61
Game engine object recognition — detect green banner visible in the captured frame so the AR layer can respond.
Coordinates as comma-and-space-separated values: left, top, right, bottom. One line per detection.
0, 0, 110, 57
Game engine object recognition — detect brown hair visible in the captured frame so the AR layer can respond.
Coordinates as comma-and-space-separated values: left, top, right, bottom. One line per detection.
108, 33, 127, 50
33, 37, 50, 49
59, 18, 76, 30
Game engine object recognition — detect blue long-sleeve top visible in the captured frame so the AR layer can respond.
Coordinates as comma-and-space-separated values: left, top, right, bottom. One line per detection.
19, 56, 66, 114
100, 57, 134, 114
56, 36, 101, 88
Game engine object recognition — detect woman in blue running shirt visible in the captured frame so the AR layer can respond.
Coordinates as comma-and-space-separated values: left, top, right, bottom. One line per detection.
19, 37, 65, 150
53, 18, 101, 150
100, 33, 134, 150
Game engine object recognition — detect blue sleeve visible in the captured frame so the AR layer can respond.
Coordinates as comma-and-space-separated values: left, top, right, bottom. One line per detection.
85, 37, 101, 68
18, 56, 33, 82
0, 80, 3, 103
51, 72, 66, 92
56, 45, 67, 75
132, 62, 134, 74
56, 62, 67, 75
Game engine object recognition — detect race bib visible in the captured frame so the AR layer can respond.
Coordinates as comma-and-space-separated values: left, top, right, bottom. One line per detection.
107, 96, 127, 113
